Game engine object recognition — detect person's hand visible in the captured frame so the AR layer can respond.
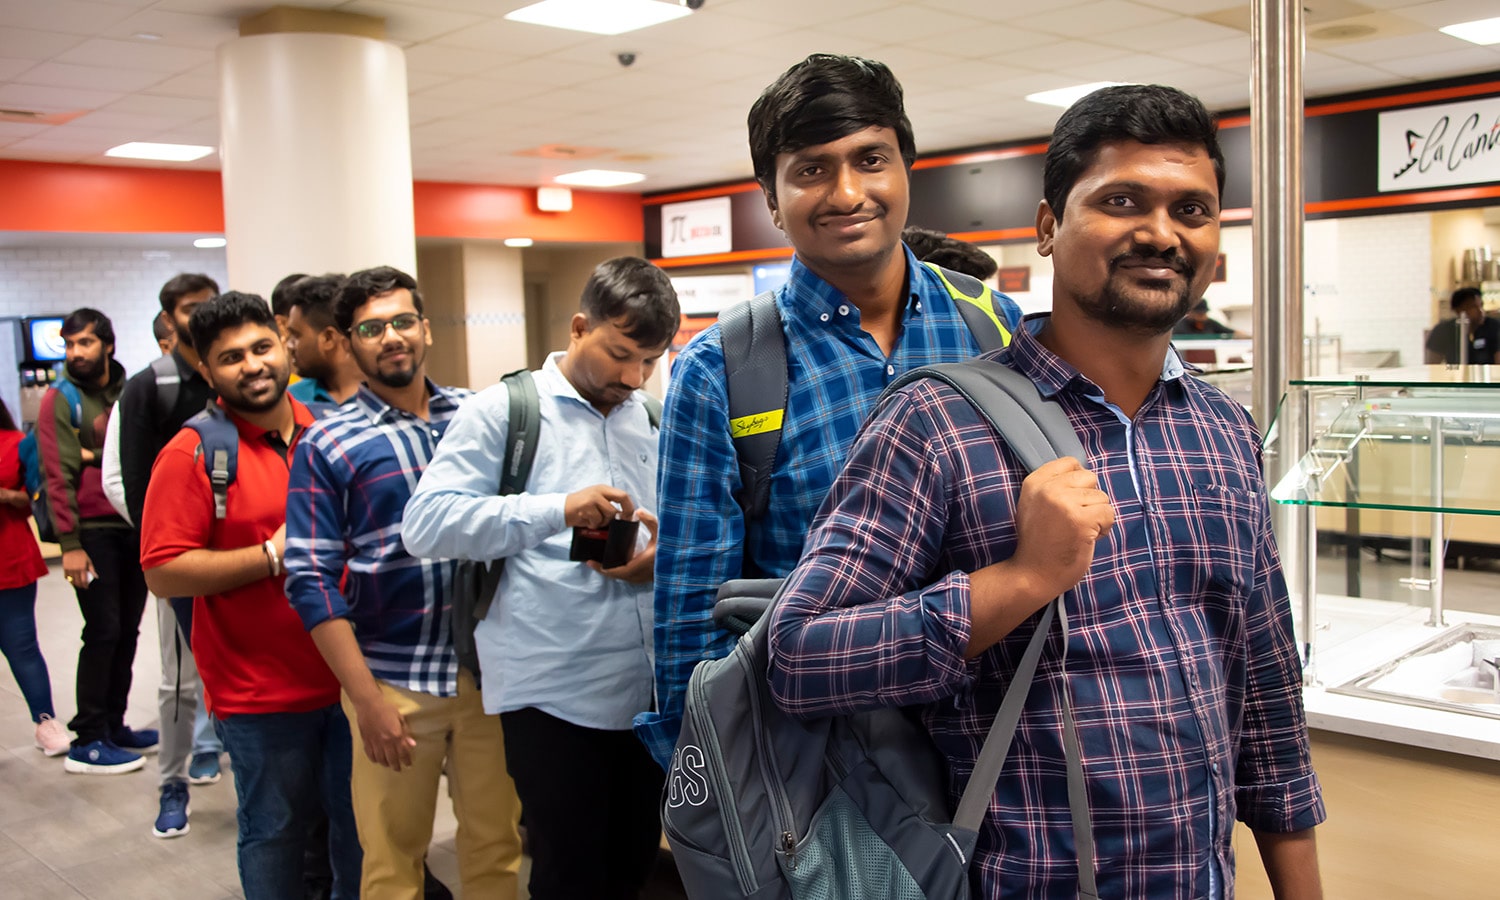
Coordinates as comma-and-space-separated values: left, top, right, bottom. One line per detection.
1009, 458, 1115, 601
79, 447, 96, 463
589, 510, 658, 584
354, 694, 416, 771
564, 485, 636, 529
62, 548, 97, 589
0, 488, 28, 510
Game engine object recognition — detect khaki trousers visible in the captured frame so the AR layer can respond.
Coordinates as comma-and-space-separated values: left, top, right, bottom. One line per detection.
343, 670, 522, 899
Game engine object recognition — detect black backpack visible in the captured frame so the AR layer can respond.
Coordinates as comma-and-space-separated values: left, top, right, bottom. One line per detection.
720, 262, 1013, 530
449, 369, 662, 676
665, 358, 1098, 900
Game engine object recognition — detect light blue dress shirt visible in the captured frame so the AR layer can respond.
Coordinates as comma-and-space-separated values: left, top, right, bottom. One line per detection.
401, 352, 657, 731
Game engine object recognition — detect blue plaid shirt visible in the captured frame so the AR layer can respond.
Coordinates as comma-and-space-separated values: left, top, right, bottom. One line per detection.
635, 248, 1023, 767
285, 381, 471, 698
768, 319, 1325, 899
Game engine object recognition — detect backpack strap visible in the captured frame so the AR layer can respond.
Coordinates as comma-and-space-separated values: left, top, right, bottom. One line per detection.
719, 290, 786, 524
924, 261, 1012, 353
643, 394, 662, 431
150, 354, 181, 424
499, 369, 540, 497
879, 359, 1096, 899
184, 401, 238, 520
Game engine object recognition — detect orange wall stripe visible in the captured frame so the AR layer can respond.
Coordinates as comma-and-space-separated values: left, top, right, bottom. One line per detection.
949, 226, 1036, 243
914, 142, 1050, 169
0, 160, 225, 232
644, 181, 762, 206
0, 160, 643, 242
412, 181, 641, 242
1308, 184, 1500, 214
651, 246, 793, 268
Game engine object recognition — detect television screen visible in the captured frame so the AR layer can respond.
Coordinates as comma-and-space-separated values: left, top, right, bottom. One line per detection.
25, 317, 66, 363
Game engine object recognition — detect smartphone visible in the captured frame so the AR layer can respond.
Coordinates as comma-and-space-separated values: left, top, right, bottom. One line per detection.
570, 517, 642, 569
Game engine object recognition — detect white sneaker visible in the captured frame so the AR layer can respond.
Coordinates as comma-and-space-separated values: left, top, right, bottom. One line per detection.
34, 715, 70, 757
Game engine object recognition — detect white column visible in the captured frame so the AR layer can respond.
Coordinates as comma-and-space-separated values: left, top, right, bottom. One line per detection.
218, 31, 416, 297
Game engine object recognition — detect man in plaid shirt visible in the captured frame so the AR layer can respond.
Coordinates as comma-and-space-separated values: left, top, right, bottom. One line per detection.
769, 85, 1325, 899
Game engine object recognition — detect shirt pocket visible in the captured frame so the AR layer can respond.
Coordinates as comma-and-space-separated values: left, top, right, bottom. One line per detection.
1187, 479, 1261, 604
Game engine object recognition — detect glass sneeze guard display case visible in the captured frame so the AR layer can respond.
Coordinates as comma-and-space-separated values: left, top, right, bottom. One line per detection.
1267, 366, 1500, 756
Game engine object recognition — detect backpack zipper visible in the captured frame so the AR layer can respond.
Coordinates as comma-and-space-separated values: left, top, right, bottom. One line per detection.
737, 650, 799, 871
688, 671, 759, 894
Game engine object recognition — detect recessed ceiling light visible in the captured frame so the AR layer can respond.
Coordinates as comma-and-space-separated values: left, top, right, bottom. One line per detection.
504, 0, 691, 36
1024, 82, 1132, 109
194, 237, 226, 249
554, 169, 646, 187
504, 238, 534, 248
1440, 16, 1500, 45
105, 141, 213, 162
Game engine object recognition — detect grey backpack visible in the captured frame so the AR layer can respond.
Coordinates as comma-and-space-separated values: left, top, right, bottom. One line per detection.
663, 358, 1099, 900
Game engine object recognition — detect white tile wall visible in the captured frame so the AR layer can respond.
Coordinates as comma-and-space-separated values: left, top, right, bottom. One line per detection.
1314, 213, 1432, 369
0, 245, 229, 376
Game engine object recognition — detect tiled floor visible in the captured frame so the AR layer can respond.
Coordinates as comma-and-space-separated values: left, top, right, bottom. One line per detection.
0, 563, 687, 900
3, 547, 1496, 898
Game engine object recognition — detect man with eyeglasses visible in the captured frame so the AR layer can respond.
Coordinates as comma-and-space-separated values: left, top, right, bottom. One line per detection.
285, 267, 523, 899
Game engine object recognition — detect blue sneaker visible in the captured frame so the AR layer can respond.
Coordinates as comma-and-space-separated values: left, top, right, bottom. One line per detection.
188, 751, 221, 785
63, 739, 144, 775
152, 781, 190, 838
112, 726, 159, 753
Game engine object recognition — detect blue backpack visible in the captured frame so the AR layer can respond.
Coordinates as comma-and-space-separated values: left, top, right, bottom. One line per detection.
19, 378, 85, 543
183, 398, 341, 520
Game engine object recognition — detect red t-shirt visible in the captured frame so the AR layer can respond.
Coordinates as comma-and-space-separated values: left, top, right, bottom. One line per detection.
139, 398, 339, 717
0, 430, 48, 591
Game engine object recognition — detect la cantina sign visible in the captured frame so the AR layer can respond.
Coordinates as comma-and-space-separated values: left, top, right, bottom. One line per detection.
1379, 95, 1500, 192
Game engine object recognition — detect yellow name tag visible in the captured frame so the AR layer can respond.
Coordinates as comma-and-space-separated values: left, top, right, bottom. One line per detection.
729, 408, 785, 438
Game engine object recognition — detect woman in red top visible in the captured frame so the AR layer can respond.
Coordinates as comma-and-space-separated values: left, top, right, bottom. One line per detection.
0, 398, 68, 756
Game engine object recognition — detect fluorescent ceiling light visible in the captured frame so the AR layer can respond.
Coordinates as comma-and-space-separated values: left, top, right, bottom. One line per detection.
554, 169, 646, 187
504, 0, 691, 36
105, 141, 213, 162
1440, 16, 1500, 45
193, 237, 226, 249
1025, 82, 1131, 109
504, 238, 534, 248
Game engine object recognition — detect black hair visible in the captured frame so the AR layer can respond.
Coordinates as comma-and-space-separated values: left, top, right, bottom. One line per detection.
334, 266, 424, 335
901, 226, 948, 260
158, 273, 219, 315
1451, 286, 1483, 311
60, 308, 115, 351
271, 273, 310, 318
580, 257, 681, 349
152, 310, 174, 343
1044, 84, 1225, 221
188, 291, 276, 354
0, 396, 16, 433
922, 238, 998, 281
748, 54, 916, 200
287, 274, 346, 332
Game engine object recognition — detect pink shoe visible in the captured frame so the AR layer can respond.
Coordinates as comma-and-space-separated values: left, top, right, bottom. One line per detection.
35, 715, 70, 757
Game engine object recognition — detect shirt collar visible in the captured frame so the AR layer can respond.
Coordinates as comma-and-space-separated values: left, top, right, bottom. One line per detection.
539, 351, 648, 415
220, 395, 315, 441
1007, 313, 1187, 400
350, 378, 455, 425
780, 245, 926, 328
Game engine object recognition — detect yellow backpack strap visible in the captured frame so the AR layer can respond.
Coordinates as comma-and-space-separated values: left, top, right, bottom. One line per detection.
923, 261, 1012, 350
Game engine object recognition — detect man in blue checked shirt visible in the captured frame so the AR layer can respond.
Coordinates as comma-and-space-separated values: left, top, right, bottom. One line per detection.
285, 266, 522, 900
635, 53, 1025, 770
769, 85, 1325, 899
403, 257, 679, 900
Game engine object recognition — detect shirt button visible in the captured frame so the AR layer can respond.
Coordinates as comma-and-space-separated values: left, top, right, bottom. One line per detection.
838, 304, 850, 316
915, 301, 922, 311
1212, 761, 1221, 774
886, 365, 895, 376
819, 313, 830, 323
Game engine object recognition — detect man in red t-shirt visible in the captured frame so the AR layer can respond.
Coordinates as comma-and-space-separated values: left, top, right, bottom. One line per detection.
140, 292, 360, 900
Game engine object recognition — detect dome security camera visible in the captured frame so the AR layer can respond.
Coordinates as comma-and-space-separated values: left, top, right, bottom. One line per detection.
617, 51, 637, 67
682, 0, 705, 8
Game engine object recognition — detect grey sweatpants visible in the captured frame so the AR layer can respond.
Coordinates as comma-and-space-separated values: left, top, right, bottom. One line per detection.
155, 596, 218, 787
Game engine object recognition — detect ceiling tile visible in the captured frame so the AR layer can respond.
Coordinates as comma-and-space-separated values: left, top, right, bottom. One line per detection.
56, 38, 213, 73
1156, 35, 1251, 66
143, 64, 219, 100
414, 75, 550, 104
714, 0, 901, 28
0, 28, 89, 61
2, 0, 137, 34
17, 62, 167, 93
1058, 54, 1200, 85
481, 56, 618, 88
0, 58, 38, 81
1018, 1, 1180, 38
1091, 16, 1246, 52
102, 9, 239, 50
1392, 0, 1500, 29
0, 82, 124, 113
907, 24, 1059, 58
1318, 31, 1479, 65
910, 0, 1097, 22
835, 6, 993, 44
1376, 46, 1500, 79
152, 0, 340, 14
71, 109, 192, 132
0, 146, 90, 163
0, 121, 50, 141
402, 43, 521, 77
103, 92, 218, 118
337, 1, 485, 43
1305, 63, 1414, 97
431, 19, 595, 55
1132, 0, 1246, 13
728, 29, 883, 63
997, 40, 1132, 72
631, 10, 790, 50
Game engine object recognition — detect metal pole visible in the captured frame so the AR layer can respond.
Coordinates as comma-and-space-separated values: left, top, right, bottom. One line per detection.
1251, 0, 1312, 680
1428, 416, 1446, 627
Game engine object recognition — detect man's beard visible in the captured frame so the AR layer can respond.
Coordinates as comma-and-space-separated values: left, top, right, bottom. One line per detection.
221, 364, 290, 414
65, 354, 105, 382
1075, 247, 1197, 336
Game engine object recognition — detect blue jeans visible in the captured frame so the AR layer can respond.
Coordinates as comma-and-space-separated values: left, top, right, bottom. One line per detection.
216, 704, 361, 900
0, 583, 55, 722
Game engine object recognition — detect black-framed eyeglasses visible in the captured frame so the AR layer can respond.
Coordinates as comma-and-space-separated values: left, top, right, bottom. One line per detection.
351, 313, 423, 342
